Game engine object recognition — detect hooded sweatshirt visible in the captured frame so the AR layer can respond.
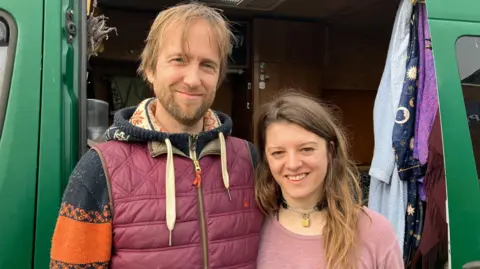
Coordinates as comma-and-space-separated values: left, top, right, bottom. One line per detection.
49, 98, 259, 268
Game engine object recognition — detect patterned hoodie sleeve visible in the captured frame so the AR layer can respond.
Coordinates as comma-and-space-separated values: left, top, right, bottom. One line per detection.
50, 149, 112, 268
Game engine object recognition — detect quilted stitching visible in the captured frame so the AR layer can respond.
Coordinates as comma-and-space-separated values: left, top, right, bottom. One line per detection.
96, 138, 262, 269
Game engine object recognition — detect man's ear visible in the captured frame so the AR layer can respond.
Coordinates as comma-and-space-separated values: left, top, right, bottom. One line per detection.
146, 69, 155, 85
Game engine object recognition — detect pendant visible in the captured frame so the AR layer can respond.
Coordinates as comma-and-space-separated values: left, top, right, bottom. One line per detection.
302, 213, 310, 227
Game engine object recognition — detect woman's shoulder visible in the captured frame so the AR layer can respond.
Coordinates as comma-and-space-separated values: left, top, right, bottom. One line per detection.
354, 207, 404, 267
356, 207, 399, 248
357, 207, 397, 236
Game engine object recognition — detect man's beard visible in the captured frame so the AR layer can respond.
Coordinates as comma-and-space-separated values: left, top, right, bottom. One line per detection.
157, 87, 212, 127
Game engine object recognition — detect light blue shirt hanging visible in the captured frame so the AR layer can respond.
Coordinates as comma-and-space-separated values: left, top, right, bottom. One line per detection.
368, 0, 412, 255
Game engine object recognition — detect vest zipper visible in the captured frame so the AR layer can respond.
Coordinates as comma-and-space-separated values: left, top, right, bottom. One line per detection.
190, 134, 209, 269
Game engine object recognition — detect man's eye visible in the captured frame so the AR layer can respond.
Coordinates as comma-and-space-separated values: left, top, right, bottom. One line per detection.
202, 63, 216, 70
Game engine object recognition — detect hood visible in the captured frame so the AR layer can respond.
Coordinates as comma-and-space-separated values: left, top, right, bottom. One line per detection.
104, 99, 233, 157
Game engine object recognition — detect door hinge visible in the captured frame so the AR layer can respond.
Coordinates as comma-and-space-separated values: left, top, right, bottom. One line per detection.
65, 9, 76, 43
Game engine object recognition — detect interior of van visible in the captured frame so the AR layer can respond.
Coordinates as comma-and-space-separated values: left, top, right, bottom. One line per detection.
82, 0, 479, 209
86, 0, 400, 180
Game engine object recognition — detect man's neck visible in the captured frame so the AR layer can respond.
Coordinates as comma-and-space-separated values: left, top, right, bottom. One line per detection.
154, 101, 204, 134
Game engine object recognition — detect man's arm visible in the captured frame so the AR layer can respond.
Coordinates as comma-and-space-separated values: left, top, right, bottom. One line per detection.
247, 141, 259, 169
50, 150, 112, 268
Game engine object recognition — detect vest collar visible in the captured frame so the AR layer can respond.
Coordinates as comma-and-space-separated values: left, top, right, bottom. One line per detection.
148, 139, 222, 158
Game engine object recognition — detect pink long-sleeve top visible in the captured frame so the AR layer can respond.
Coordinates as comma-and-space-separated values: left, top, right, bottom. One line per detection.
257, 207, 404, 269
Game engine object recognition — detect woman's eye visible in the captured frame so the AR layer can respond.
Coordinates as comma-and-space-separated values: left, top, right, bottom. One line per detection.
271, 151, 284, 157
301, 147, 315, 152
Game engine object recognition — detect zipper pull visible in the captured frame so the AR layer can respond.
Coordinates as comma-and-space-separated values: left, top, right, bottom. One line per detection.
190, 134, 198, 152
192, 160, 202, 188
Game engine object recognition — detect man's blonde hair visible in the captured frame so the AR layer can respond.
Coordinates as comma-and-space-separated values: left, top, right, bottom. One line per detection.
138, 2, 235, 84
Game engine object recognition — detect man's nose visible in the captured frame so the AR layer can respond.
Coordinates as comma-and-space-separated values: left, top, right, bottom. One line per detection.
183, 64, 201, 88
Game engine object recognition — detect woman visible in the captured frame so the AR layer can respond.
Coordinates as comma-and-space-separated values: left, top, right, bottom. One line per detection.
255, 90, 403, 269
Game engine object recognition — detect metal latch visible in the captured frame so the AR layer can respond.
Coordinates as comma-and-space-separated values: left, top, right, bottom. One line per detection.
65, 9, 76, 43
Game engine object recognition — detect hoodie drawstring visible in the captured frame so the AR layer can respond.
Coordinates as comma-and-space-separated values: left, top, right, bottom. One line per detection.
165, 138, 176, 246
164, 133, 231, 247
218, 132, 231, 201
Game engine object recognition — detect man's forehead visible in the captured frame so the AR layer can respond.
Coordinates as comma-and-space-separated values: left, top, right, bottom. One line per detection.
159, 21, 220, 59
161, 19, 215, 41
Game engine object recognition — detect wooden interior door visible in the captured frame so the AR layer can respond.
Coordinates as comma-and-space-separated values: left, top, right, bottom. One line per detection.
251, 18, 324, 145
230, 70, 253, 142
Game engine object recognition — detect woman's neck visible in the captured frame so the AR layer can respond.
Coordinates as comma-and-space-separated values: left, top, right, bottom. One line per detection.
277, 207, 327, 236
278, 193, 327, 236
282, 193, 322, 211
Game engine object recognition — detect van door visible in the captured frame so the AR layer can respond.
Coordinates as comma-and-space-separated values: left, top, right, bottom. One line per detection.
0, 4, 43, 269
427, 0, 480, 268
33, 0, 87, 267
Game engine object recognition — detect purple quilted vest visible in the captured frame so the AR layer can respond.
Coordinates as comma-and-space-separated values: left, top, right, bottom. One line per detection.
95, 137, 263, 269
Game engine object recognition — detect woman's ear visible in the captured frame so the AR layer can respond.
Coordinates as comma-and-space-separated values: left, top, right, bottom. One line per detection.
328, 141, 335, 157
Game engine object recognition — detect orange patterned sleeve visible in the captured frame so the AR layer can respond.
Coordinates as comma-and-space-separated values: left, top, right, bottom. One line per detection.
50, 150, 112, 268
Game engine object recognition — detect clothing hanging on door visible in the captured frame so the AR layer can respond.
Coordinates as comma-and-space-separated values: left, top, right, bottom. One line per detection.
370, 1, 446, 268
413, 3, 439, 203
391, 5, 425, 261
413, 3, 427, 202
368, 0, 412, 254
418, 109, 448, 269
401, 5, 442, 268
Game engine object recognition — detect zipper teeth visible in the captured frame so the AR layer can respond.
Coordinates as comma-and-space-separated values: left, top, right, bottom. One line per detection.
190, 135, 209, 269
198, 186, 209, 269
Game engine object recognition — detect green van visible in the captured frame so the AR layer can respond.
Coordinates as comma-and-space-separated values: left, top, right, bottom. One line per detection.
0, 0, 479, 268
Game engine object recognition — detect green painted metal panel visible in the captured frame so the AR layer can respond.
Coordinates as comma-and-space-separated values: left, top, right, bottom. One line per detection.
33, 0, 77, 267
0, 3, 43, 269
428, 16, 480, 269
428, 0, 480, 24
34, 0, 87, 267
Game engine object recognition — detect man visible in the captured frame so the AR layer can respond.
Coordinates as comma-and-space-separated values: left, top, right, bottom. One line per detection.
49, 3, 263, 268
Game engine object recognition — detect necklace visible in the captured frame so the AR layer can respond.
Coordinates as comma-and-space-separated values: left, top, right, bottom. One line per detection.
281, 199, 324, 228
287, 206, 318, 227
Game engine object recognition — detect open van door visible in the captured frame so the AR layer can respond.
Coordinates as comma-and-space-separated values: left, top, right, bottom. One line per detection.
32, 0, 88, 267
428, 0, 480, 268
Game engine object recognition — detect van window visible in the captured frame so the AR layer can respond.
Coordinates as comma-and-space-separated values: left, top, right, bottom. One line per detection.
0, 21, 7, 89
0, 12, 16, 138
456, 35, 480, 181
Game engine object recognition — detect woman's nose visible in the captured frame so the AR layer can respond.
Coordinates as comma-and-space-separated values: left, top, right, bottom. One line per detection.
285, 153, 302, 170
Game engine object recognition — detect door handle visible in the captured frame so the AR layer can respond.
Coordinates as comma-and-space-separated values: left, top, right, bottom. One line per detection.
463, 261, 480, 269
246, 82, 252, 110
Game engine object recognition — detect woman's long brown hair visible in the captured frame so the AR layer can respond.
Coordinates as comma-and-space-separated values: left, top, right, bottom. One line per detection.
254, 89, 364, 269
